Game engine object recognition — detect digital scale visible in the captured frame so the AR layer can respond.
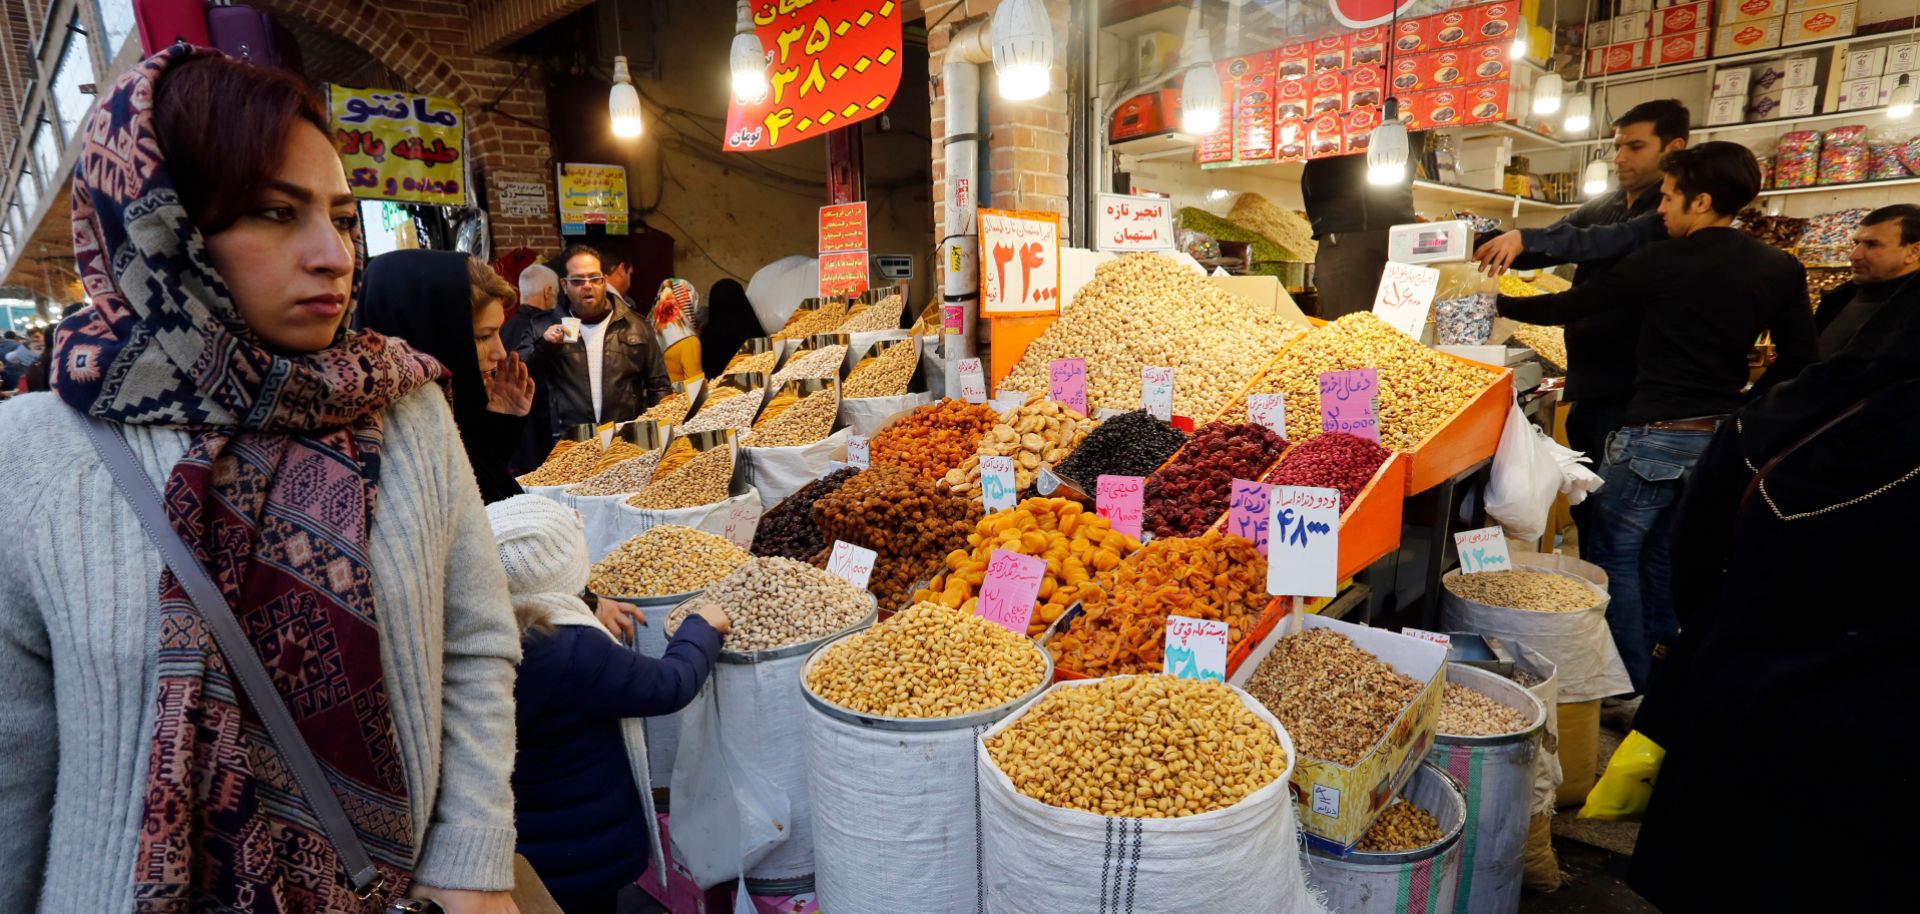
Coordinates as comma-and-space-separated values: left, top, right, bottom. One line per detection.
1387, 219, 1476, 265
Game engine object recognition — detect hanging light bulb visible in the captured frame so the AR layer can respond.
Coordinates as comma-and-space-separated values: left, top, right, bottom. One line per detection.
1177, 0, 1220, 135
1532, 72, 1564, 115
991, 0, 1054, 101
1563, 91, 1592, 133
609, 55, 643, 138
1510, 15, 1531, 60
1583, 157, 1610, 196
729, 0, 768, 104
1890, 75, 1915, 120
1368, 98, 1410, 185
1208, 188, 1232, 201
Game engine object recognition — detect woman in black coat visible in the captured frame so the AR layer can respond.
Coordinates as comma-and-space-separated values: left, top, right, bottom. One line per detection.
698, 278, 764, 379
1624, 276, 1920, 910
358, 249, 534, 503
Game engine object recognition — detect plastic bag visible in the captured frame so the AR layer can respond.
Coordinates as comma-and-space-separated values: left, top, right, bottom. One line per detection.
1486, 404, 1565, 542
669, 679, 792, 889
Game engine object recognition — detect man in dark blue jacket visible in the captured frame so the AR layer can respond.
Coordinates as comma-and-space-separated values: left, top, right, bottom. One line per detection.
1474, 99, 1689, 550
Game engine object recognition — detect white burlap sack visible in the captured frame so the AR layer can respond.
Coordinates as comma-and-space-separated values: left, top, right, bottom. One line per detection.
569, 491, 638, 562
742, 428, 851, 506
802, 635, 1050, 914
840, 393, 932, 436
1441, 554, 1631, 703
977, 678, 1318, 914
522, 483, 570, 507
607, 488, 764, 554
624, 596, 698, 791
1508, 641, 1564, 816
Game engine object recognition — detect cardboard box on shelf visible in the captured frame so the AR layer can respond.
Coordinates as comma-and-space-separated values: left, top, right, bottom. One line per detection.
1879, 73, 1912, 107
1588, 19, 1613, 46
1753, 59, 1790, 90
1783, 3, 1855, 45
1351, 27, 1389, 68
1472, 44, 1511, 83
1889, 42, 1919, 74
1135, 31, 1183, 81
1784, 0, 1848, 8
1708, 94, 1747, 124
1587, 41, 1649, 76
1612, 13, 1652, 42
1839, 76, 1880, 110
1313, 34, 1349, 73
1230, 614, 1448, 854
1413, 88, 1468, 129
1781, 85, 1818, 117
1394, 19, 1431, 54
1620, 0, 1654, 13
1747, 87, 1787, 119
1475, 2, 1524, 44
1433, 9, 1474, 47
1275, 117, 1309, 162
1392, 56, 1425, 92
1463, 81, 1517, 124
1783, 56, 1819, 87
1345, 106, 1383, 153
1311, 71, 1347, 116
1108, 90, 1182, 141
1713, 65, 1752, 96
1720, 0, 1785, 23
1424, 49, 1471, 86
1716, 17, 1783, 55
1278, 42, 1312, 82
1234, 71, 1276, 162
1348, 66, 1385, 110
1844, 47, 1886, 81
1653, 0, 1714, 35
1309, 112, 1346, 157
1651, 29, 1712, 64
1276, 79, 1310, 120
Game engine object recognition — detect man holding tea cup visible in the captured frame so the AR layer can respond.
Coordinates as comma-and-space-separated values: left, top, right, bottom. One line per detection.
521, 243, 674, 437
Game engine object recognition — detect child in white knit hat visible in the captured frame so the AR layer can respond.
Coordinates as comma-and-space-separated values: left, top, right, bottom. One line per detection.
485, 494, 728, 914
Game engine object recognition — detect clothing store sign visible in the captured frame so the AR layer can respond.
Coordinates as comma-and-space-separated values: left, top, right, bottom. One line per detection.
723, 0, 905, 152
328, 86, 467, 206
556, 164, 629, 235
978, 209, 1061, 317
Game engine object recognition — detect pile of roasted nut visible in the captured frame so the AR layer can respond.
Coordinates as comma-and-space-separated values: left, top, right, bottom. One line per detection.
588, 525, 750, 596
942, 396, 1096, 497
1242, 628, 1424, 766
1443, 569, 1600, 613
805, 601, 1048, 718
667, 556, 871, 651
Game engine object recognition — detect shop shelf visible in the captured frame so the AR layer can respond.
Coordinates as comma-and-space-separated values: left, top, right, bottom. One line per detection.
1403, 353, 1512, 494
1411, 179, 1579, 214
1044, 593, 1288, 684
1758, 175, 1920, 198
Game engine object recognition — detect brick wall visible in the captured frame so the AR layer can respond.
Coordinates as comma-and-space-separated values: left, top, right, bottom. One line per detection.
924, 0, 1071, 240
258, 0, 561, 256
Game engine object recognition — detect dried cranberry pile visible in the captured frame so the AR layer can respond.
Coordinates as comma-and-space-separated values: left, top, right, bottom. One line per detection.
1262, 432, 1391, 512
1143, 422, 1289, 538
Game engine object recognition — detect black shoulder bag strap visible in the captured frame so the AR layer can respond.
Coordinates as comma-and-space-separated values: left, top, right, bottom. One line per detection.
83, 417, 387, 898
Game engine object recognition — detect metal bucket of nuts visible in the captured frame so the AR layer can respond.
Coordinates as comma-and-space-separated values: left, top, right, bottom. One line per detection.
1304, 762, 1467, 912
1427, 663, 1547, 914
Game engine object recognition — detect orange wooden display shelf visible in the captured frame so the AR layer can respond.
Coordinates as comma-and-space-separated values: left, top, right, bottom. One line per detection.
1047, 595, 1286, 684
1211, 448, 1408, 584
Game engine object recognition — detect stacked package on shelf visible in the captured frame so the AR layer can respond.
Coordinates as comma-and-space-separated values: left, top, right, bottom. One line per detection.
1819, 125, 1869, 186
1774, 130, 1821, 189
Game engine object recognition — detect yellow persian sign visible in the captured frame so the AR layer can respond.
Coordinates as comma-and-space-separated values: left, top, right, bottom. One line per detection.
328, 86, 466, 206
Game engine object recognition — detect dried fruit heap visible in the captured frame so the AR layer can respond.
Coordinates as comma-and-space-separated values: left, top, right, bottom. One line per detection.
1144, 421, 1289, 538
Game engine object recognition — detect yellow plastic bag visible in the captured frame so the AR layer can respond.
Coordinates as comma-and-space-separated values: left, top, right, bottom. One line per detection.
1578, 730, 1664, 821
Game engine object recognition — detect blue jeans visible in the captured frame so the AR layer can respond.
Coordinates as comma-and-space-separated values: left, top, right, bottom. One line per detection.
1590, 424, 1716, 693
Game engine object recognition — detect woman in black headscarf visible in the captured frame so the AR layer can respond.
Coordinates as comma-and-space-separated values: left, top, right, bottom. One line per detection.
698, 278, 764, 379
359, 249, 534, 503
1607, 274, 1920, 910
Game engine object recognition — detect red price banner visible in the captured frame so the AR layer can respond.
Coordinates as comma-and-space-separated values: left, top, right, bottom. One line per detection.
819, 250, 869, 299
819, 202, 868, 253
724, 0, 905, 153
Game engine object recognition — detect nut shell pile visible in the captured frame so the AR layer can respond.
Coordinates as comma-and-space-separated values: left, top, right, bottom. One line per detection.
667, 556, 871, 651
1231, 312, 1496, 452
1049, 530, 1268, 677
810, 466, 982, 610
985, 677, 1288, 818
804, 602, 1048, 719
998, 253, 1306, 419
627, 445, 733, 510
1144, 422, 1289, 538
870, 398, 1001, 483
1358, 800, 1446, 852
1438, 683, 1532, 736
1442, 569, 1600, 613
943, 396, 1096, 497
916, 497, 1138, 636
842, 342, 918, 398
518, 438, 605, 486
587, 525, 751, 596
1051, 410, 1188, 492
1243, 628, 1424, 767
752, 468, 859, 560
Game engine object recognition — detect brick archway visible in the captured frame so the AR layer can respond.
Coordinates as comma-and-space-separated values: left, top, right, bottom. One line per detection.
254, 0, 559, 253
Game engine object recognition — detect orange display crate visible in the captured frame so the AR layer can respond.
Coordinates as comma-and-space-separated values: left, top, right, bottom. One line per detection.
1047, 594, 1287, 684
1211, 447, 1407, 582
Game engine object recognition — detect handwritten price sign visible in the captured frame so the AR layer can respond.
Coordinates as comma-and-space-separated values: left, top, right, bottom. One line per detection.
980, 455, 1018, 513
1402, 627, 1453, 647
1096, 475, 1145, 539
1164, 616, 1230, 681
846, 435, 870, 469
978, 208, 1062, 317
976, 549, 1046, 634
1226, 480, 1272, 555
1370, 261, 1442, 340
1318, 369, 1381, 444
826, 540, 878, 591
1141, 366, 1174, 421
956, 358, 988, 404
1247, 393, 1288, 436
1267, 485, 1341, 597
1453, 525, 1513, 574
1050, 359, 1088, 414
722, 500, 760, 551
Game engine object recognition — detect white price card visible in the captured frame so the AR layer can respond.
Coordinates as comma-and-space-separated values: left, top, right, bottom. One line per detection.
979, 455, 1018, 513
957, 358, 988, 404
846, 436, 871, 469
1164, 616, 1230, 682
1370, 261, 1442, 341
1453, 525, 1512, 574
825, 540, 878, 590
1141, 366, 1174, 421
994, 390, 1029, 413
722, 500, 760, 551
1401, 627, 1453, 648
1247, 393, 1288, 436
1267, 485, 1341, 597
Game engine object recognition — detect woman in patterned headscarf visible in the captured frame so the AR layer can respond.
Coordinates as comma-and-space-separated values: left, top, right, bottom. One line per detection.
0, 48, 520, 914
651, 277, 703, 383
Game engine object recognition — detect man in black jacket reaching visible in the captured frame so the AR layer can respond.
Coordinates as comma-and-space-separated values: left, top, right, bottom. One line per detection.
1496, 141, 1817, 701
